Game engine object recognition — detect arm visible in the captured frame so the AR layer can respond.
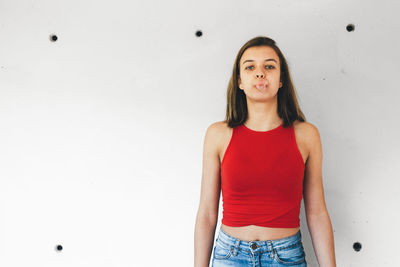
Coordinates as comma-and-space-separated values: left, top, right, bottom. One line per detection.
303, 123, 337, 267
194, 122, 223, 267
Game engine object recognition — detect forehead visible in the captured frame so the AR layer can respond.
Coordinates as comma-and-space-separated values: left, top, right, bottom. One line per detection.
240, 46, 279, 65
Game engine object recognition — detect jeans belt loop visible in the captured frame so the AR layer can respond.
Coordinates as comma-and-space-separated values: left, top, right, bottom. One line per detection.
232, 239, 240, 256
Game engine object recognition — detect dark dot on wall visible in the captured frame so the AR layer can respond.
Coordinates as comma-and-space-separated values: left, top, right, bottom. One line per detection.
49, 34, 58, 42
346, 24, 355, 32
55, 244, 63, 252
195, 30, 203, 37
353, 242, 362, 252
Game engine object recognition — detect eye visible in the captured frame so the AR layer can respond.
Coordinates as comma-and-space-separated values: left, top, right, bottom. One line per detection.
245, 65, 275, 70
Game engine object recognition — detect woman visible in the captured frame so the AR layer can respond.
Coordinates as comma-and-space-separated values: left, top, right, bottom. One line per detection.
194, 36, 336, 267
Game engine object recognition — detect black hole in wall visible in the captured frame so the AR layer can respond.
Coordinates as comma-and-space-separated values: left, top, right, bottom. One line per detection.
55, 244, 63, 252
195, 30, 202, 37
49, 34, 58, 42
353, 242, 362, 252
346, 24, 355, 32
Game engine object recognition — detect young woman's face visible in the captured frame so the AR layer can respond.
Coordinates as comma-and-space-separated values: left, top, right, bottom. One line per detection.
238, 46, 282, 100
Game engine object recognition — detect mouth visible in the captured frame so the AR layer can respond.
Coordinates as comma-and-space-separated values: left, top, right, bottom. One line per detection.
254, 83, 268, 90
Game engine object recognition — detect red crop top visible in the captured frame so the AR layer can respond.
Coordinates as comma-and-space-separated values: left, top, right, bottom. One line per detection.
220, 122, 305, 228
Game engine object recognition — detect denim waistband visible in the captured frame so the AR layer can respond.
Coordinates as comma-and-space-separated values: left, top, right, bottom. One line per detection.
216, 225, 302, 255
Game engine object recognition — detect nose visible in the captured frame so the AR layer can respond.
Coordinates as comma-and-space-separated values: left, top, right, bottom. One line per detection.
256, 71, 265, 78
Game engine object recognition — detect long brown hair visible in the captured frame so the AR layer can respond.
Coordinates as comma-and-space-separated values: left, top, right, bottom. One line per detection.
224, 36, 306, 128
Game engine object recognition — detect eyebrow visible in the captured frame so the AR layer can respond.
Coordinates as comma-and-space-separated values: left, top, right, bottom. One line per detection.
242, 59, 277, 65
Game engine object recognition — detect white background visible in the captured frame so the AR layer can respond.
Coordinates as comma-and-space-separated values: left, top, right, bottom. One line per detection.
1, 0, 399, 266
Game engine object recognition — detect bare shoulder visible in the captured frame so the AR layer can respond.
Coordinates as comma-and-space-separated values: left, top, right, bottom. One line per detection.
206, 121, 228, 138
205, 121, 232, 159
292, 120, 319, 134
292, 120, 321, 153
207, 120, 231, 136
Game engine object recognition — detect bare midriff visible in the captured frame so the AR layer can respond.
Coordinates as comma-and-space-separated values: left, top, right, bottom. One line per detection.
221, 223, 300, 241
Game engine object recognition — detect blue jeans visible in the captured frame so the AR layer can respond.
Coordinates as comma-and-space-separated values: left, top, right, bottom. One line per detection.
211, 226, 307, 267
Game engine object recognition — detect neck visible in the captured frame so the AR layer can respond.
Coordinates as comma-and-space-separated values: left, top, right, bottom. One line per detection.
245, 97, 281, 130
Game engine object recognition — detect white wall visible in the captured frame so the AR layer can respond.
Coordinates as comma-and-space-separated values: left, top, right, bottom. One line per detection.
0, 0, 399, 266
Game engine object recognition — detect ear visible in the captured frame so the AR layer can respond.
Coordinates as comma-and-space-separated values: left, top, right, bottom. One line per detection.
238, 77, 243, 90
279, 81, 283, 88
